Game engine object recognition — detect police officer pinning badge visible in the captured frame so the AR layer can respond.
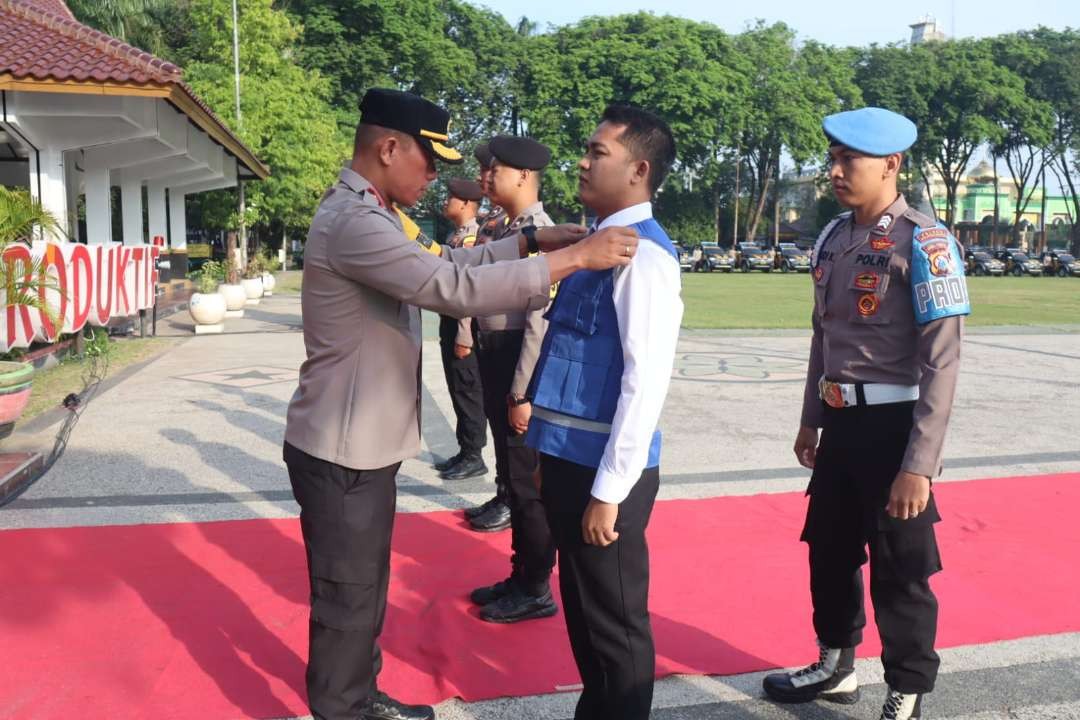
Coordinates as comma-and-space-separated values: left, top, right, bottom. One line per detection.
911, 223, 971, 325
856, 292, 880, 317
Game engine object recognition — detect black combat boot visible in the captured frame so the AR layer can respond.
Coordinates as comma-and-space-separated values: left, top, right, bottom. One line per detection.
762, 641, 859, 704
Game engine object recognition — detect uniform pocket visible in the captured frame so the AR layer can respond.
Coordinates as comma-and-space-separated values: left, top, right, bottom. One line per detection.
872, 493, 943, 581
848, 267, 892, 325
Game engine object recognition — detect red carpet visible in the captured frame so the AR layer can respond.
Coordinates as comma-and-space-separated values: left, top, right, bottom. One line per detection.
1, 473, 1078, 719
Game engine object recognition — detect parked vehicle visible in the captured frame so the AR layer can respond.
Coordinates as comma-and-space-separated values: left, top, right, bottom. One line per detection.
966, 250, 1005, 276
775, 242, 811, 272
1040, 249, 1080, 277
993, 249, 1042, 277
691, 242, 735, 272
676, 243, 694, 272
735, 242, 773, 272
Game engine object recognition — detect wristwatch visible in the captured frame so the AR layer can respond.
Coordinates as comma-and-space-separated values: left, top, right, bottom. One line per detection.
507, 394, 531, 407
522, 224, 539, 254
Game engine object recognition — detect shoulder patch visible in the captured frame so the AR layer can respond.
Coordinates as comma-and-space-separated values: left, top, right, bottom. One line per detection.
910, 222, 971, 325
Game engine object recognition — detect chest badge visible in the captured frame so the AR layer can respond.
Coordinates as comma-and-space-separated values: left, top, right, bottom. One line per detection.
857, 292, 880, 317
814, 266, 825, 282
854, 272, 880, 290
870, 237, 895, 251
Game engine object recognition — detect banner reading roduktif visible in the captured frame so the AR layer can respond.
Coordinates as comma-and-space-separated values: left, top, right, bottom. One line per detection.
2, 241, 161, 352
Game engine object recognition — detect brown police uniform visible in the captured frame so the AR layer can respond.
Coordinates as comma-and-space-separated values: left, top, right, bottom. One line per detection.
799, 193, 964, 694
284, 166, 551, 719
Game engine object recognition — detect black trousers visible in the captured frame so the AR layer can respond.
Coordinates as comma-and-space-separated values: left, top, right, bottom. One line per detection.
284, 441, 400, 720
541, 453, 659, 720
476, 328, 555, 592
438, 314, 487, 456
801, 400, 942, 694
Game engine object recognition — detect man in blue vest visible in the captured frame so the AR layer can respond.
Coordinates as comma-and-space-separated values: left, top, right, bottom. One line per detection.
526, 104, 683, 720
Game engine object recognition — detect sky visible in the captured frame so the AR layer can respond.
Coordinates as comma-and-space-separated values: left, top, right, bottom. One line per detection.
476, 0, 1080, 46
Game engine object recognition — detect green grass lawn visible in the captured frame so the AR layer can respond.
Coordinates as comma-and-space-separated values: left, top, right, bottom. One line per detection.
22, 337, 176, 421
681, 272, 1080, 329
273, 270, 302, 295
266, 268, 1077, 329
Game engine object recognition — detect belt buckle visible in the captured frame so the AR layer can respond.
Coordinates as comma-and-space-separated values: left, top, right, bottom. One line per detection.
819, 378, 845, 409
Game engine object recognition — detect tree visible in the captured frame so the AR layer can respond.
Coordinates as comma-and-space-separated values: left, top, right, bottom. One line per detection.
519, 13, 747, 222
734, 24, 859, 242
66, 0, 178, 56
178, 0, 344, 245
987, 33, 1054, 245
1022, 28, 1080, 255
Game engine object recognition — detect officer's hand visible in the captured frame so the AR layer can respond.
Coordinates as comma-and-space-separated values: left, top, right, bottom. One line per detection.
573, 226, 640, 270
794, 426, 820, 469
582, 497, 620, 547
886, 471, 931, 520
534, 224, 589, 252
453, 343, 471, 359
508, 401, 532, 435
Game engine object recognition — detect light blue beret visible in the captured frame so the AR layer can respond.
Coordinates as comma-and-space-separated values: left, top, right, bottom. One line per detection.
823, 107, 917, 156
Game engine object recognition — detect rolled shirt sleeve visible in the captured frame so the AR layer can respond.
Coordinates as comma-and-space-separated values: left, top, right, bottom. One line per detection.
327, 214, 550, 318
902, 315, 964, 477
591, 241, 684, 504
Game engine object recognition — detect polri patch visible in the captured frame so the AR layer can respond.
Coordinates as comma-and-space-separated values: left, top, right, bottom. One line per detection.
855, 252, 891, 269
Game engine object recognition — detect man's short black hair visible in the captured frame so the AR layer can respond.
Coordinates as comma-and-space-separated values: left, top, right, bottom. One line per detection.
600, 104, 676, 195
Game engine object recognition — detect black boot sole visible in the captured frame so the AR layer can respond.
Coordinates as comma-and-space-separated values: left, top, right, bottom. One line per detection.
469, 519, 511, 533
480, 602, 558, 624
439, 465, 488, 480
763, 686, 860, 705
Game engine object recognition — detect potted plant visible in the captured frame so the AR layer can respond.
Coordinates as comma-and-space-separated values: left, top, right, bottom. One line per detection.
241, 253, 265, 303
188, 259, 227, 333
260, 251, 277, 296
0, 187, 62, 440
217, 255, 247, 316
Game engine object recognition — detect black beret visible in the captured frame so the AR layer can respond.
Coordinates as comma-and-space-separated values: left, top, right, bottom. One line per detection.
358, 88, 462, 164
473, 142, 493, 168
447, 178, 484, 202
489, 135, 551, 171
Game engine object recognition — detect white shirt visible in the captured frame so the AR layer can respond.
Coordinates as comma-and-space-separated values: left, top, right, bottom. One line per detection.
589, 202, 684, 504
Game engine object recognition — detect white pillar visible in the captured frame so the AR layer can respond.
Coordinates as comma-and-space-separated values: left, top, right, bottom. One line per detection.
64, 150, 82, 242
84, 162, 112, 245
148, 181, 167, 246
121, 172, 144, 246
29, 145, 68, 241
168, 189, 187, 250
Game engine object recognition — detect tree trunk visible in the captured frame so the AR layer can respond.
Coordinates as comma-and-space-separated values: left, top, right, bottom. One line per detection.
992, 151, 1000, 247
746, 155, 774, 243
713, 184, 721, 243
732, 156, 741, 244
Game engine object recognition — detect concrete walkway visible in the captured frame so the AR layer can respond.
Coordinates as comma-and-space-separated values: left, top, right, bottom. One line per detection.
3, 292, 1079, 719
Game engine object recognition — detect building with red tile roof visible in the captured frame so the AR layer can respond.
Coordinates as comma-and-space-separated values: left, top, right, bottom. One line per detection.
1, 0, 267, 258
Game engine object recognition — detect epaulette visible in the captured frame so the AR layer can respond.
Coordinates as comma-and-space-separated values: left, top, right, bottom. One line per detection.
902, 206, 938, 229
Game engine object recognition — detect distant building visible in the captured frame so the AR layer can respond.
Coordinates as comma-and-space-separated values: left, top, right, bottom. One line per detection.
910, 15, 947, 45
